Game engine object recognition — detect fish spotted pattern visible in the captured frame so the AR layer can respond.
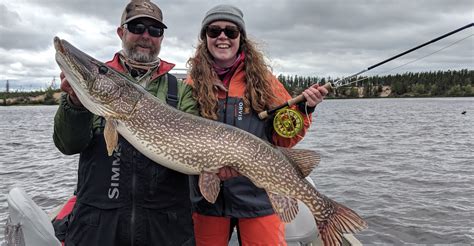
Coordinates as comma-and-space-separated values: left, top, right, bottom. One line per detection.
54, 37, 367, 246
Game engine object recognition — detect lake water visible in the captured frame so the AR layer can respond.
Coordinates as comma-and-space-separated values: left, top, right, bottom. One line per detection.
0, 98, 473, 245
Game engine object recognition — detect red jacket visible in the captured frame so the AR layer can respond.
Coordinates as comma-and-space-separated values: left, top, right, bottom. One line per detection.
187, 62, 313, 147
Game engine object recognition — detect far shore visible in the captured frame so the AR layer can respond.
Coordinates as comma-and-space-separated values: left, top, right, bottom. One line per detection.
2, 92, 62, 106
1, 88, 473, 107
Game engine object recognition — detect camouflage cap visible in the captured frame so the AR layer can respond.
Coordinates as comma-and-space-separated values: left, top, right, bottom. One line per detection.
120, 0, 167, 28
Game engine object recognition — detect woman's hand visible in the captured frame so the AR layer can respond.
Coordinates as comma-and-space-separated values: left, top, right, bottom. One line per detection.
301, 84, 328, 107
217, 166, 240, 181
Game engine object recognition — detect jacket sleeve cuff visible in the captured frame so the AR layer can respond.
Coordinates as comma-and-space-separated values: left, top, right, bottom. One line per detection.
297, 102, 315, 115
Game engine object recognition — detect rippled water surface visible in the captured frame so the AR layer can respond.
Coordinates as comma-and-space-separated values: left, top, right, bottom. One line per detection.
1, 98, 473, 245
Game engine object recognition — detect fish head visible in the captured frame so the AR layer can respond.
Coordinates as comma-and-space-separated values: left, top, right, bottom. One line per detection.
54, 37, 143, 119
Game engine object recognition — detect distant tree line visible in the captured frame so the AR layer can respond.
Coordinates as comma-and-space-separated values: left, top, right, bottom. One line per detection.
278, 69, 473, 98
1, 85, 60, 105
2, 69, 472, 106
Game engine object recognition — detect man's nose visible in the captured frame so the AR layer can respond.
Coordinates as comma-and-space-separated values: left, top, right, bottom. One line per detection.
141, 29, 151, 37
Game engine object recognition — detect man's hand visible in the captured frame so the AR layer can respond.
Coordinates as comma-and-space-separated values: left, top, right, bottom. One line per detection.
217, 166, 240, 181
301, 84, 328, 107
60, 72, 82, 106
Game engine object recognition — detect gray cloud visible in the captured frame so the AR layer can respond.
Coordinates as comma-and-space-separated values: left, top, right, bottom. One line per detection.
0, 4, 21, 26
0, 0, 472, 90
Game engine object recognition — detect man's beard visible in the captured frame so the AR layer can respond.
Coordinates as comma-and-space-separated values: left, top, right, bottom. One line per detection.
122, 38, 160, 63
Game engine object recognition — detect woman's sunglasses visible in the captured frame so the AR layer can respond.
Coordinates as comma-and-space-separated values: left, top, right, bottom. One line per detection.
206, 25, 240, 39
124, 22, 164, 37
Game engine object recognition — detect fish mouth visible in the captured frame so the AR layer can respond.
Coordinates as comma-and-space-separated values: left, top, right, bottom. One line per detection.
53, 36, 144, 118
54, 37, 98, 79
53, 37, 107, 115
53, 36, 64, 54
53, 37, 93, 96
53, 37, 69, 74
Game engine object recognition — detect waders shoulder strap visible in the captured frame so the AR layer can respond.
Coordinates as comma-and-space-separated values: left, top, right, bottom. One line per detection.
166, 74, 179, 108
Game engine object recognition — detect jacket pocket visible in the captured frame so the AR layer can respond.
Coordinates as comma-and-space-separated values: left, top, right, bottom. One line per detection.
65, 203, 101, 245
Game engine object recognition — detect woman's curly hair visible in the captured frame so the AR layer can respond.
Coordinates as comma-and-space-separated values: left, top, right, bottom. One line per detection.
187, 34, 276, 120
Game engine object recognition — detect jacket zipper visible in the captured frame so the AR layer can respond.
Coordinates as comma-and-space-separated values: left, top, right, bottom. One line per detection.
131, 151, 137, 246
220, 92, 230, 216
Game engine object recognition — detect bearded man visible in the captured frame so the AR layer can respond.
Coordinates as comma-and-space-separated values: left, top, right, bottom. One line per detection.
52, 1, 197, 245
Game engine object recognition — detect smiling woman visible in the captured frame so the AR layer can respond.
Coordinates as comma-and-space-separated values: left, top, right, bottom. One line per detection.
205, 21, 242, 68
185, 4, 343, 246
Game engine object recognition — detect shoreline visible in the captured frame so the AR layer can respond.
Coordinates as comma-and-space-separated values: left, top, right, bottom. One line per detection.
1, 90, 474, 106
1, 92, 62, 106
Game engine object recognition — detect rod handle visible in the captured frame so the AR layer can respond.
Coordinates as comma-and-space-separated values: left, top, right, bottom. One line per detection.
288, 83, 333, 106
258, 83, 332, 119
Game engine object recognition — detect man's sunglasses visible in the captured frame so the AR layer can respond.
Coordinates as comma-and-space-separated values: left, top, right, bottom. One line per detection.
206, 25, 240, 39
124, 23, 164, 37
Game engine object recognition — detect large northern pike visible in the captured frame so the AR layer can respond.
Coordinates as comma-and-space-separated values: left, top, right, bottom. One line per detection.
54, 37, 367, 245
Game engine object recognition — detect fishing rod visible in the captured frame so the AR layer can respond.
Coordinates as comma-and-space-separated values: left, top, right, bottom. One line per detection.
259, 22, 474, 121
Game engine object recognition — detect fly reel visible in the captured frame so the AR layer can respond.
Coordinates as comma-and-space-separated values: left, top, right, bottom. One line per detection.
273, 107, 304, 138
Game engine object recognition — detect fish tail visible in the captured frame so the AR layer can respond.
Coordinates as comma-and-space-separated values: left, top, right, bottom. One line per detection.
315, 200, 368, 246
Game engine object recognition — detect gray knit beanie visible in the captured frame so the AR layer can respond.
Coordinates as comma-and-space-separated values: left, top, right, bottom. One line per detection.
201, 4, 246, 38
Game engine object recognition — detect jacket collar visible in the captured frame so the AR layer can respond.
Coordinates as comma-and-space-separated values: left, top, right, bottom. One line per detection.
106, 53, 175, 80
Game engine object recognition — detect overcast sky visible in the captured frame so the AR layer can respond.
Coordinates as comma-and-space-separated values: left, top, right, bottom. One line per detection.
0, 0, 473, 90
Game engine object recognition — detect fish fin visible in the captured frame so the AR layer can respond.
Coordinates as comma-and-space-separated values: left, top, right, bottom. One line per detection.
267, 192, 299, 223
104, 118, 118, 156
278, 148, 320, 177
199, 172, 221, 204
313, 199, 368, 246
